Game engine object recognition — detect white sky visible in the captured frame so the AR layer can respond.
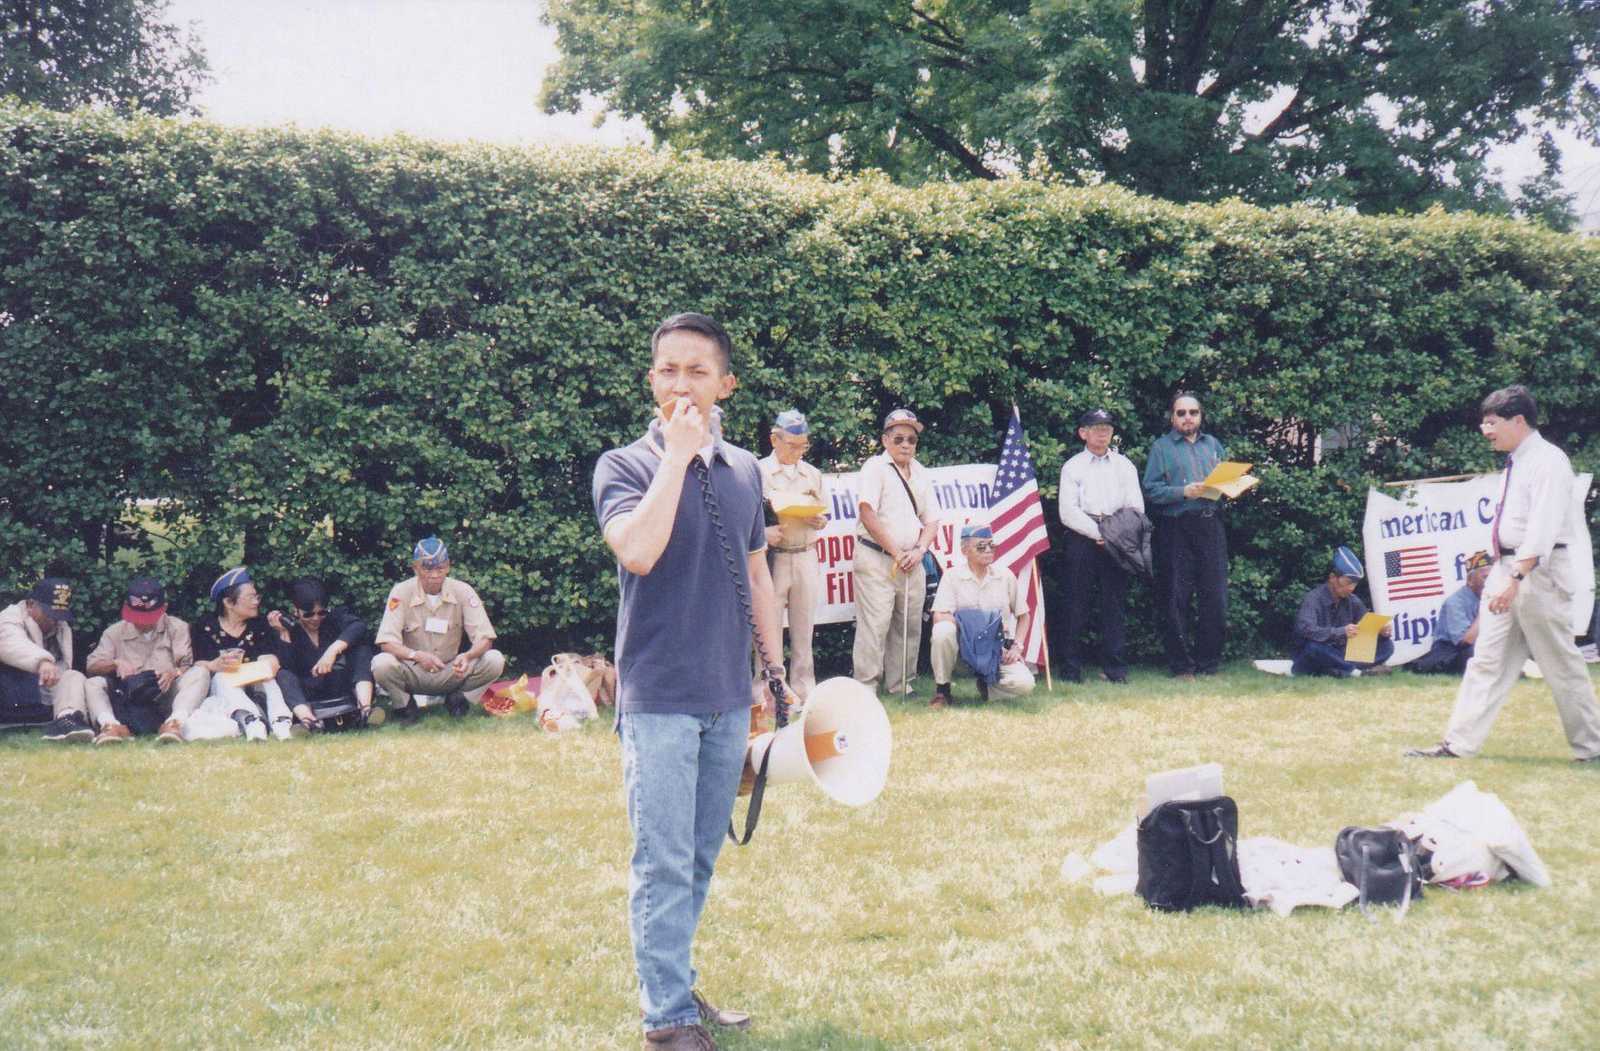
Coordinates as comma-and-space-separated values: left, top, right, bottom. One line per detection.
169, 0, 1600, 227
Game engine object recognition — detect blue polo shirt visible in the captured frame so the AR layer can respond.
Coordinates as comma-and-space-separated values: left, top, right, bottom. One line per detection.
1435, 584, 1480, 646
593, 431, 767, 715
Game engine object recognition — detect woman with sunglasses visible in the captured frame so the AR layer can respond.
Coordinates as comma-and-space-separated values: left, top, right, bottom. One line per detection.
270, 577, 380, 730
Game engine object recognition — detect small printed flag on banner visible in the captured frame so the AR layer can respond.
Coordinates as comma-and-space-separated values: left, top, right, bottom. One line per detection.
1384, 545, 1445, 600
990, 407, 1051, 667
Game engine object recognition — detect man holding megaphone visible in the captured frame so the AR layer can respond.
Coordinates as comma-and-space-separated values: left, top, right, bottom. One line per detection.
592, 313, 787, 1051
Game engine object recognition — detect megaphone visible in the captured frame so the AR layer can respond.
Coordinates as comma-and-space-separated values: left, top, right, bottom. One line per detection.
746, 677, 892, 807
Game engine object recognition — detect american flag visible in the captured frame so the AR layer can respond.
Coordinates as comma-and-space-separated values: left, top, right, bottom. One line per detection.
990, 407, 1051, 666
1385, 545, 1445, 600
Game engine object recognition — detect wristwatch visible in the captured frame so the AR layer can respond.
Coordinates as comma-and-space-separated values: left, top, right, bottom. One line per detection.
1510, 570, 1526, 582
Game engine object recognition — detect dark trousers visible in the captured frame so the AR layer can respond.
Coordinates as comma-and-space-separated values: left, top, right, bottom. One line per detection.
1063, 532, 1131, 680
1154, 512, 1228, 675
1410, 639, 1473, 675
1291, 635, 1395, 677
0, 664, 53, 722
291, 645, 374, 703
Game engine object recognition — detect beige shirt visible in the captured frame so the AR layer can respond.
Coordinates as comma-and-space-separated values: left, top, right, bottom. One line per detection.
86, 615, 193, 676
759, 454, 827, 550
0, 600, 74, 674
856, 453, 935, 550
931, 562, 1029, 636
374, 576, 497, 662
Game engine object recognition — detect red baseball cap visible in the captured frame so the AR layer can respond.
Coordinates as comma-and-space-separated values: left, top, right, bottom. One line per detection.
122, 577, 167, 629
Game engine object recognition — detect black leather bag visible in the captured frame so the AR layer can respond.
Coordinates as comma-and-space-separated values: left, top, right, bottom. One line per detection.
309, 695, 367, 732
1335, 827, 1423, 915
109, 670, 169, 736
1136, 796, 1247, 912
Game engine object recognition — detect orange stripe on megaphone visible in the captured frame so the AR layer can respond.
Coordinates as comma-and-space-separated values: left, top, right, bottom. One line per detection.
805, 730, 845, 762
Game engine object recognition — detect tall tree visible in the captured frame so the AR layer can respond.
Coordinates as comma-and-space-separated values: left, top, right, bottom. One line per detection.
542, 0, 1600, 225
2, 0, 208, 117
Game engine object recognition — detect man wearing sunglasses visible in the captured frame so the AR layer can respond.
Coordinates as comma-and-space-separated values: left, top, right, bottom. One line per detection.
758, 409, 828, 701
852, 408, 939, 698
1143, 393, 1230, 680
929, 524, 1035, 708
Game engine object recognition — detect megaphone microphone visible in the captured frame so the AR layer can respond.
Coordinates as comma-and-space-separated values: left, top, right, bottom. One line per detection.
731, 677, 892, 844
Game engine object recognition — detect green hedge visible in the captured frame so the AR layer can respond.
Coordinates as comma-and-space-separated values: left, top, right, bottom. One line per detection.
4, 102, 1597, 663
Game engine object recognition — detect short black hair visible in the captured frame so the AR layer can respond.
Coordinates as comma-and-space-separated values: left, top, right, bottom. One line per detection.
1170, 390, 1202, 413
289, 577, 329, 612
1481, 385, 1538, 428
214, 582, 248, 617
651, 312, 732, 373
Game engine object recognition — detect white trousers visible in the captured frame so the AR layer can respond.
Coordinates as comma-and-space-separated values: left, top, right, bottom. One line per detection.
1444, 554, 1600, 759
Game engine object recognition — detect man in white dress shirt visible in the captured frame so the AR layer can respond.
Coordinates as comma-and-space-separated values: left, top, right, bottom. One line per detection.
1407, 386, 1600, 763
852, 408, 939, 698
1057, 408, 1145, 683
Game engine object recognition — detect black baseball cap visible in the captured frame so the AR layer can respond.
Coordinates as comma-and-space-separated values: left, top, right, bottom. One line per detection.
1078, 408, 1115, 428
29, 577, 74, 623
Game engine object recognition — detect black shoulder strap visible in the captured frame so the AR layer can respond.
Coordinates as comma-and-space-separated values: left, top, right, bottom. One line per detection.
727, 745, 773, 846
890, 462, 921, 517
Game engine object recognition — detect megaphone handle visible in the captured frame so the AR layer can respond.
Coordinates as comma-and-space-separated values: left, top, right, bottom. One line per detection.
727, 741, 772, 847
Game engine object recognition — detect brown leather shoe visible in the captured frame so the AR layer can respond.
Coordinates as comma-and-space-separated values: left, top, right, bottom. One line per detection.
692, 989, 751, 1030
93, 722, 132, 746
643, 1022, 716, 1049
156, 718, 184, 745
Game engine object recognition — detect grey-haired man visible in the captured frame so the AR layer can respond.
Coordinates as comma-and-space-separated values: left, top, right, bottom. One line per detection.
759, 409, 828, 700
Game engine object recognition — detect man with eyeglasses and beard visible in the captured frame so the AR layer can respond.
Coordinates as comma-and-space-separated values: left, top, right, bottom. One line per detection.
1143, 393, 1230, 680
852, 408, 939, 699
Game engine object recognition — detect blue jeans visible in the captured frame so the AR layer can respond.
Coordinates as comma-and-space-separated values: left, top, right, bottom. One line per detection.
1292, 635, 1395, 677
620, 709, 749, 1032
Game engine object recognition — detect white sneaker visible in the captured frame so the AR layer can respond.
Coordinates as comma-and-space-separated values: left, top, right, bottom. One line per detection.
244, 717, 268, 741
271, 716, 294, 741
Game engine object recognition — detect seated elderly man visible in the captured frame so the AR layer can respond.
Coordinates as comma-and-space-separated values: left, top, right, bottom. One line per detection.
371, 536, 504, 720
1409, 552, 1491, 675
928, 524, 1036, 709
83, 577, 210, 745
0, 576, 109, 742
1290, 546, 1394, 678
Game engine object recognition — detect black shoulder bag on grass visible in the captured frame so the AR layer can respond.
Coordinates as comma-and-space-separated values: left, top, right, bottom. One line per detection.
1335, 827, 1422, 919
1136, 796, 1248, 912
691, 455, 790, 847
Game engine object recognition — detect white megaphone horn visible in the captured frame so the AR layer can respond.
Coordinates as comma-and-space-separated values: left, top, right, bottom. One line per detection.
746, 677, 892, 808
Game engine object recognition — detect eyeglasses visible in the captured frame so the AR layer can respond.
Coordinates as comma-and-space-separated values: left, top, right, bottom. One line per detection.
295, 608, 328, 619
1174, 409, 1201, 417
888, 435, 919, 446
972, 542, 994, 552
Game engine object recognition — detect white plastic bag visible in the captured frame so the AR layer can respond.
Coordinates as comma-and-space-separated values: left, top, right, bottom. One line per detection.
537, 657, 598, 734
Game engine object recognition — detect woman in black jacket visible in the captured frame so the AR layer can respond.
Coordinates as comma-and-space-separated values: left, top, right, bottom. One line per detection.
272, 578, 381, 729
191, 567, 305, 740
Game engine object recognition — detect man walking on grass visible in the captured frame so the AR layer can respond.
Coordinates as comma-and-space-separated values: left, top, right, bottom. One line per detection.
593, 312, 787, 1049
1407, 386, 1600, 763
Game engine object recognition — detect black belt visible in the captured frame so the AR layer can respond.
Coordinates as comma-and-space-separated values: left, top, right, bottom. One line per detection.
1497, 543, 1564, 558
858, 538, 888, 555
772, 546, 811, 554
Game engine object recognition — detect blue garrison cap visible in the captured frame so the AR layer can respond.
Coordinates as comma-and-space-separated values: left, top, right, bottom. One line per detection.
210, 567, 252, 603
1332, 545, 1364, 580
773, 409, 809, 436
960, 524, 994, 541
412, 536, 449, 566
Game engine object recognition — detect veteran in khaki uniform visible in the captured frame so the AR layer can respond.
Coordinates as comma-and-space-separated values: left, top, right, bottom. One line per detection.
371, 537, 505, 719
852, 408, 939, 698
929, 524, 1036, 708
759, 409, 828, 700
83, 577, 210, 745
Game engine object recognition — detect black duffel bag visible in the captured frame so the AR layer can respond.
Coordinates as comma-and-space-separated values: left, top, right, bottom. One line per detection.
1335, 827, 1423, 916
110, 671, 170, 736
1136, 796, 1247, 912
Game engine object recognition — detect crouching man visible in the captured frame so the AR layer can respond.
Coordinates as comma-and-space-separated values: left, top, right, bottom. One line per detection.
1290, 546, 1393, 678
929, 524, 1036, 709
84, 577, 209, 744
371, 536, 504, 720
0, 577, 108, 742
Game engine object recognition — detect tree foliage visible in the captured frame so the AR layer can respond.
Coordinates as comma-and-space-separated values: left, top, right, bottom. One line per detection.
542, 0, 1600, 226
1, 0, 208, 117
3, 103, 1598, 661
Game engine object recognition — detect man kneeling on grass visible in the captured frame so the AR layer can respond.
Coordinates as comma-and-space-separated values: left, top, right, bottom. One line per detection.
929, 524, 1036, 709
1290, 546, 1393, 678
371, 537, 504, 722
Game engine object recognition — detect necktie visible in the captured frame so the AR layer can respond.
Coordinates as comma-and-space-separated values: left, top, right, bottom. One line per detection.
1490, 455, 1513, 556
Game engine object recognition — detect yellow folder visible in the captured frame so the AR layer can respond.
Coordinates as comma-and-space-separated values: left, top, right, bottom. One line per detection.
218, 659, 275, 688
772, 497, 826, 520
1197, 461, 1259, 500
1344, 613, 1393, 665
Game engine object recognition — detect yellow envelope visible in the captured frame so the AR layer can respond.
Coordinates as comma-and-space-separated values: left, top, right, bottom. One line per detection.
1197, 461, 1259, 500
218, 659, 275, 688
1344, 613, 1393, 665
773, 498, 826, 520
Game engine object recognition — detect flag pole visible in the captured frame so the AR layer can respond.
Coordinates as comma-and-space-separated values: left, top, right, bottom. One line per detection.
1031, 563, 1053, 692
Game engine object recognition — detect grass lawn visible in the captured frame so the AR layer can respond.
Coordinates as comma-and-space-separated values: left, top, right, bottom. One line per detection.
3, 664, 1597, 1050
